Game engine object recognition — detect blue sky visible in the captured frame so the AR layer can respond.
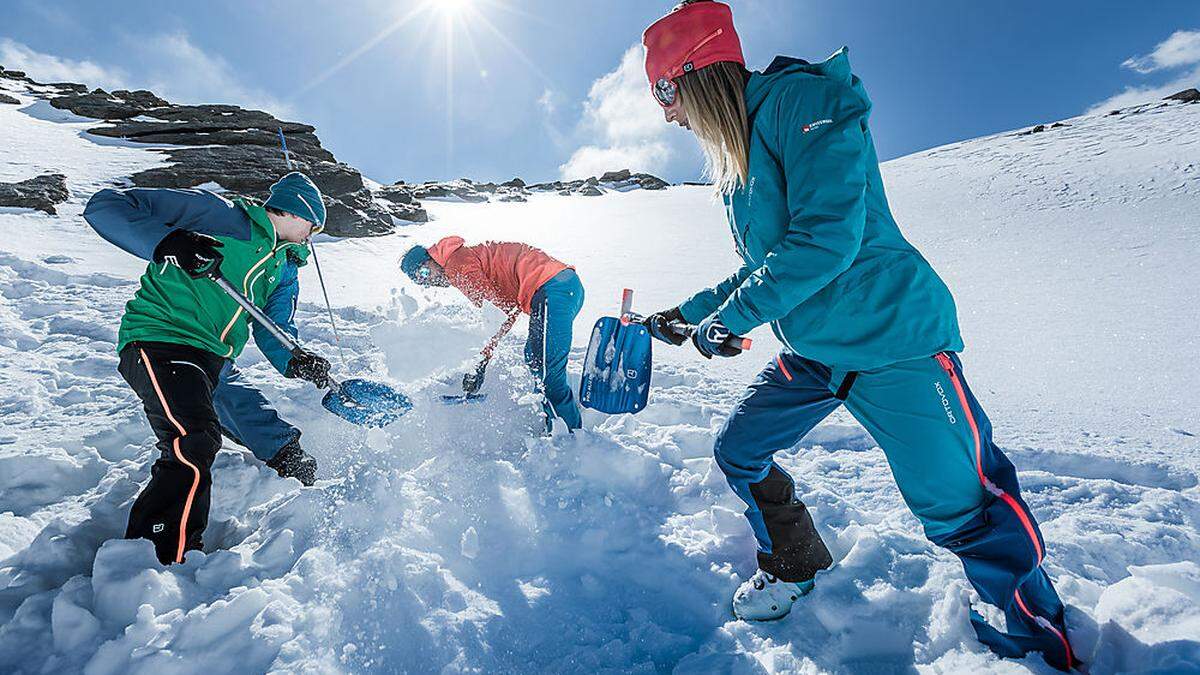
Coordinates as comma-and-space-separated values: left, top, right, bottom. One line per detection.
2, 0, 1198, 184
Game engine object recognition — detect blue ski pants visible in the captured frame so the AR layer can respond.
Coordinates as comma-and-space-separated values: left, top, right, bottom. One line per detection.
213, 361, 299, 461
525, 269, 585, 431
716, 350, 1074, 668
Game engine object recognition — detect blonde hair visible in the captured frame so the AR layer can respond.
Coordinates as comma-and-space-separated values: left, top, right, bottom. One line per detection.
677, 61, 751, 195
669, 0, 750, 195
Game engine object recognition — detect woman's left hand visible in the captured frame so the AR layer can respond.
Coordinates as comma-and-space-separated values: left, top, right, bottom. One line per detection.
692, 313, 746, 359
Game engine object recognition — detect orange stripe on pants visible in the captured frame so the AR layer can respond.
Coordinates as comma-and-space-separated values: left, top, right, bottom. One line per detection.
139, 349, 202, 564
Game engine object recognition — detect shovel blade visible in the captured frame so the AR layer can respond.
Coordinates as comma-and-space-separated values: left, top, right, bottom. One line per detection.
322, 378, 412, 428
578, 316, 652, 414
441, 393, 488, 405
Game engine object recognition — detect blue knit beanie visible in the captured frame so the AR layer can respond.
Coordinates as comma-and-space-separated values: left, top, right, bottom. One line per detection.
265, 172, 326, 227
401, 245, 431, 280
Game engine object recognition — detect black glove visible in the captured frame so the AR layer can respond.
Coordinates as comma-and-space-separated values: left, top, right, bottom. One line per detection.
692, 313, 745, 359
285, 349, 331, 388
462, 368, 485, 394
153, 228, 224, 278
644, 307, 689, 346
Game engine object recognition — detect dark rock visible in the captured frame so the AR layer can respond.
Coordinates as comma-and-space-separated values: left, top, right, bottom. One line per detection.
1030, 124, 1046, 134
500, 177, 526, 188
0, 93, 18, 105
1050, 122, 1068, 128
114, 89, 170, 108
0, 69, 29, 80
50, 88, 145, 119
0, 173, 69, 214
634, 174, 669, 190
498, 193, 527, 203
412, 180, 490, 202
376, 184, 417, 205
577, 186, 604, 197
46, 82, 89, 94
1165, 88, 1200, 103
9, 68, 409, 237
600, 169, 632, 182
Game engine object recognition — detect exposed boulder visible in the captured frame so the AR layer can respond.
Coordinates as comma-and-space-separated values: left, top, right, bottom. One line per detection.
49, 88, 168, 120
373, 184, 430, 223
528, 170, 669, 194
0, 174, 69, 215
600, 169, 631, 182
0, 93, 18, 105
500, 177, 526, 188
635, 174, 669, 190
411, 180, 492, 203
577, 185, 604, 197
0, 67, 30, 81
1165, 88, 1200, 103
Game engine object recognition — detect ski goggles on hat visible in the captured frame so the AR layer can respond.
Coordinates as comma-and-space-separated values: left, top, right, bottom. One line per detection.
415, 264, 433, 282
653, 77, 679, 108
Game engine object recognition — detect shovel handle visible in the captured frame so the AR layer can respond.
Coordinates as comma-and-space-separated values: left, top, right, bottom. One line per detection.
209, 274, 340, 388
668, 320, 752, 352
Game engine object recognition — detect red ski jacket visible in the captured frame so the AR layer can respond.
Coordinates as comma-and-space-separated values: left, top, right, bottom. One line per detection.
427, 236, 570, 314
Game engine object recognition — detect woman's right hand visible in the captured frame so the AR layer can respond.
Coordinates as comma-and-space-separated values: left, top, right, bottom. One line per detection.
644, 307, 689, 346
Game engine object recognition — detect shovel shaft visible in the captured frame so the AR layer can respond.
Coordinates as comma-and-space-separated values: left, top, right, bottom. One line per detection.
210, 275, 340, 388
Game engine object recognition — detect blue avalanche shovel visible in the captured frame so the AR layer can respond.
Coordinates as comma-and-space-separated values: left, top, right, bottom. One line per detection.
579, 289, 752, 415
210, 274, 412, 428
578, 289, 654, 414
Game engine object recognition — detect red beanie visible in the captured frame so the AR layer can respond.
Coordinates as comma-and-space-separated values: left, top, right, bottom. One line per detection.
642, 2, 745, 89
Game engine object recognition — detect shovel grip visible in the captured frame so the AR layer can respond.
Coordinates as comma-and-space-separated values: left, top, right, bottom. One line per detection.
668, 321, 752, 353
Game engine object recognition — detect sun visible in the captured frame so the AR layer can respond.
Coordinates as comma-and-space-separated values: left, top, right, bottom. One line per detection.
433, 0, 475, 20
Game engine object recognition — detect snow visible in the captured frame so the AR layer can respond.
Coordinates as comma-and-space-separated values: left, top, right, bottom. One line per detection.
1, 72, 1199, 674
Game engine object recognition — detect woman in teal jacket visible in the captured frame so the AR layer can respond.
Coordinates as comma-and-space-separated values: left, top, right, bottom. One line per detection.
641, 1, 1075, 669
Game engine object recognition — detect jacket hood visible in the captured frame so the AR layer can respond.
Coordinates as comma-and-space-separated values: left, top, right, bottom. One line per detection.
744, 47, 856, 116
428, 235, 466, 266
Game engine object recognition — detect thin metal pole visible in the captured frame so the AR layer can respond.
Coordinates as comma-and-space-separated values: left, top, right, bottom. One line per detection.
278, 127, 347, 368
308, 238, 348, 368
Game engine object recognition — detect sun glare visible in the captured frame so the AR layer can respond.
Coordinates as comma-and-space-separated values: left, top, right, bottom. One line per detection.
434, 0, 474, 20
297, 0, 550, 176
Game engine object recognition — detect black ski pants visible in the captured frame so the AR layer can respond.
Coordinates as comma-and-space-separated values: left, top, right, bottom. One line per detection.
118, 342, 225, 564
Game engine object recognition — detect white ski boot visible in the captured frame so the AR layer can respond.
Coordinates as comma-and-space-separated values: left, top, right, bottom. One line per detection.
732, 569, 815, 621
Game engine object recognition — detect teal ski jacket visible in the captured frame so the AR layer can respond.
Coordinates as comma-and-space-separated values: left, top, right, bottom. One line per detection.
678, 48, 963, 371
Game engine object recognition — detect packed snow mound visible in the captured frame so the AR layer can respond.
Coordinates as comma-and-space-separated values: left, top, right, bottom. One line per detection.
2, 67, 1199, 675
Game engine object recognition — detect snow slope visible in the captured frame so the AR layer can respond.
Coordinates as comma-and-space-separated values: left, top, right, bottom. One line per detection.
1, 70, 1199, 674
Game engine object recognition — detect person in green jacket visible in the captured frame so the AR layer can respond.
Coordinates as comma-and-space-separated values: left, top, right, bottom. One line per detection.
84, 173, 333, 565
640, 1, 1076, 670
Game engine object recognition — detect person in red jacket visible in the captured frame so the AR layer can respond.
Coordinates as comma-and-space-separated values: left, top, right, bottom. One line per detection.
402, 236, 585, 431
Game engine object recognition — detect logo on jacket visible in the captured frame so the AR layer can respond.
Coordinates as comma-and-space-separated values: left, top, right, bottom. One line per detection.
934, 381, 956, 424
802, 119, 833, 133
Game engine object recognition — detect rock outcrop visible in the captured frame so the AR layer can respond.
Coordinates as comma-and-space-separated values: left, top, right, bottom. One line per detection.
0, 174, 69, 214
393, 169, 671, 204
1165, 88, 1200, 104
1, 65, 672, 233
1, 65, 423, 237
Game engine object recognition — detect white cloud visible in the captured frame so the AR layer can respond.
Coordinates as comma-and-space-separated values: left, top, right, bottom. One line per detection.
1122, 29, 1200, 73
1089, 29, 1200, 113
558, 44, 694, 180
0, 35, 292, 118
0, 38, 130, 90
